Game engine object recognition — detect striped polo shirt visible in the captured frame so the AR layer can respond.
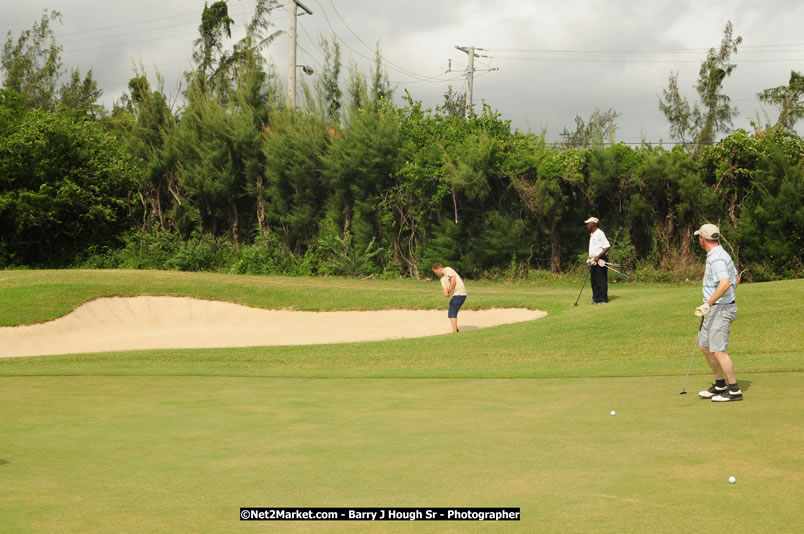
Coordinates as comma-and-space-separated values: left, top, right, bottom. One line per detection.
703, 245, 737, 304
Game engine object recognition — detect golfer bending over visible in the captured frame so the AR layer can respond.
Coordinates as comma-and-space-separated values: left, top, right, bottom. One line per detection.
432, 263, 467, 333
694, 223, 742, 402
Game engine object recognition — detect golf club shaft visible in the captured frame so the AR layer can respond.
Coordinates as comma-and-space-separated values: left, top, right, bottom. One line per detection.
573, 268, 590, 306
680, 315, 706, 393
604, 265, 630, 279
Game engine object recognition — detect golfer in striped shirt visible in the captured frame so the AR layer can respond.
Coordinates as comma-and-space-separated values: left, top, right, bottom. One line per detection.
694, 223, 742, 402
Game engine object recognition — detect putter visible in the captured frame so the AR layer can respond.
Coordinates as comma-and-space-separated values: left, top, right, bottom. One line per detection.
679, 315, 706, 394
573, 268, 590, 307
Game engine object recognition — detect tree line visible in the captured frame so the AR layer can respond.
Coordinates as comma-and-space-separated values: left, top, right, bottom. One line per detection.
1, 4, 802, 281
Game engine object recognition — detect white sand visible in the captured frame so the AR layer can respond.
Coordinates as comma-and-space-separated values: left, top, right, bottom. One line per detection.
0, 296, 546, 358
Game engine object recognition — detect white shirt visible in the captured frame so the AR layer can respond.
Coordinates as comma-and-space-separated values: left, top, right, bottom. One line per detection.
588, 228, 611, 258
440, 267, 467, 297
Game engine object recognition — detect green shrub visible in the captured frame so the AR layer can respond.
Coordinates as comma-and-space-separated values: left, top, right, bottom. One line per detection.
165, 236, 231, 272
316, 228, 384, 277
230, 234, 313, 276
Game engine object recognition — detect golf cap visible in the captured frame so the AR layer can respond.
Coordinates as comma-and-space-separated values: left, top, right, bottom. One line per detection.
694, 223, 720, 240
584, 217, 599, 224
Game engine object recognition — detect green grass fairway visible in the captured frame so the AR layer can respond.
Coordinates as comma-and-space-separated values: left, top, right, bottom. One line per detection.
1, 271, 802, 533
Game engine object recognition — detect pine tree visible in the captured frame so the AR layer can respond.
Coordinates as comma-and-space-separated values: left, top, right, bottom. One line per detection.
1, 9, 63, 110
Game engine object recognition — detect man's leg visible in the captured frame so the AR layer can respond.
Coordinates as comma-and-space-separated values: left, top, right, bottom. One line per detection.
700, 346, 725, 379
713, 351, 737, 383
703, 304, 741, 401
711, 350, 742, 401
702, 342, 742, 401
590, 266, 603, 302
698, 345, 728, 398
447, 296, 465, 333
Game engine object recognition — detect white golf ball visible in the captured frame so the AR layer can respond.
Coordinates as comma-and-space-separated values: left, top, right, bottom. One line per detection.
729, 476, 736, 484
610, 411, 616, 416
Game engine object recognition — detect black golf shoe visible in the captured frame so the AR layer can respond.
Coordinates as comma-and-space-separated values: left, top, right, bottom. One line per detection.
698, 384, 728, 399
712, 389, 743, 402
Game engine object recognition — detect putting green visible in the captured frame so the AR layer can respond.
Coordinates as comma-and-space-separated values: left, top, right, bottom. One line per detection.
1, 373, 801, 533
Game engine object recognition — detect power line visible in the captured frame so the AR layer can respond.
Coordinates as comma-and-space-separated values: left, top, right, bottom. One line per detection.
61, 23, 202, 46
296, 42, 324, 70
55, 1, 276, 40
490, 42, 804, 54
54, 8, 206, 39
64, 31, 201, 55
295, 16, 322, 52
391, 74, 465, 85
305, 0, 454, 84
56, 2, 288, 51
42, 5, 804, 88
326, 0, 375, 55
490, 55, 804, 64
36, 3, 804, 68
326, 0, 444, 81
290, 5, 326, 69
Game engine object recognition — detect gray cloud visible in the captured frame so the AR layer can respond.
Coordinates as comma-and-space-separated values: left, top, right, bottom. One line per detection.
3, 0, 802, 140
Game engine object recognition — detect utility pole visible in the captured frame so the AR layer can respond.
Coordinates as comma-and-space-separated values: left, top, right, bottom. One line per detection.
465, 46, 475, 119
453, 46, 498, 119
288, 0, 313, 108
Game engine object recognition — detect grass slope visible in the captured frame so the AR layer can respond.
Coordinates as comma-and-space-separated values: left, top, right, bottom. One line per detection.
0, 270, 801, 378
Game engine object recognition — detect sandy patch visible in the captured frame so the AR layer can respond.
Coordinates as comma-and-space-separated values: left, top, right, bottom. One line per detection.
0, 296, 547, 358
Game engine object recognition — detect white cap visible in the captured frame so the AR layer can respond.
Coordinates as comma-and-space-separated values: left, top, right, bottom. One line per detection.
694, 223, 720, 240
584, 217, 599, 224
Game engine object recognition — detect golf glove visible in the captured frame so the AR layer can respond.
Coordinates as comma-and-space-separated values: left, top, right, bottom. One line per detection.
695, 303, 711, 317
598, 259, 606, 267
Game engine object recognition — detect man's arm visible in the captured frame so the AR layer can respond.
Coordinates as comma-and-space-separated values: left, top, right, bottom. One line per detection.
707, 278, 731, 306
593, 246, 611, 263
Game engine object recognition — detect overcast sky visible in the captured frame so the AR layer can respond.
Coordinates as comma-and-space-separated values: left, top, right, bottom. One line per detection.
3, 0, 803, 143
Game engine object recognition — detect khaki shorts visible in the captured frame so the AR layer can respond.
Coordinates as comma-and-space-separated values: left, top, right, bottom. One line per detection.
699, 303, 737, 353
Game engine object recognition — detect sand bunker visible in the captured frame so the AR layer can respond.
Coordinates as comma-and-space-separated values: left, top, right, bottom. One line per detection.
0, 296, 546, 358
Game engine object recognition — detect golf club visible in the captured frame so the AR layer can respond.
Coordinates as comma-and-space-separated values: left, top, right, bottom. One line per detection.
604, 264, 631, 279
680, 315, 706, 394
573, 267, 590, 307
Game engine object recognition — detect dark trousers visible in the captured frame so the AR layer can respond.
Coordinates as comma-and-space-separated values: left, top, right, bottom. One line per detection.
590, 264, 608, 303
